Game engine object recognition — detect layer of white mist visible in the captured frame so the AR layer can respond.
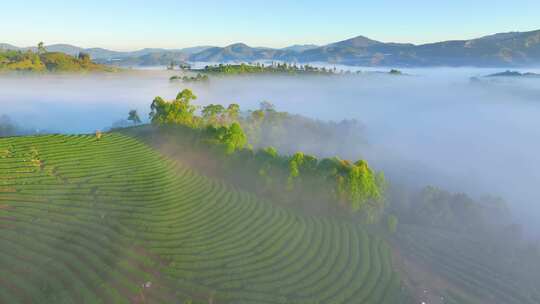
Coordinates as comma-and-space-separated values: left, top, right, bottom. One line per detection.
1, 68, 539, 236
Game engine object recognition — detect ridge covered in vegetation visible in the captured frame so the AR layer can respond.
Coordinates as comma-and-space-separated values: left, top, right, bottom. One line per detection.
0, 133, 405, 303
0, 43, 115, 73
121, 89, 540, 304
170, 73, 210, 83
127, 89, 387, 220
3, 87, 539, 303
195, 63, 337, 75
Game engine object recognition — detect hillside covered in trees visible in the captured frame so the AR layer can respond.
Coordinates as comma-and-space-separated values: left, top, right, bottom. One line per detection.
0, 43, 115, 72
121, 89, 387, 220
2, 87, 540, 303
116, 89, 540, 304
196, 63, 337, 75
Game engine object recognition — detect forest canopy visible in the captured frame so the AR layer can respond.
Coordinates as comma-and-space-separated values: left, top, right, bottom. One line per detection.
130, 89, 387, 219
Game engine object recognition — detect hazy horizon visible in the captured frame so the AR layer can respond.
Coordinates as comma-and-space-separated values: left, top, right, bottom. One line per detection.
3, 28, 540, 53
3, 0, 540, 50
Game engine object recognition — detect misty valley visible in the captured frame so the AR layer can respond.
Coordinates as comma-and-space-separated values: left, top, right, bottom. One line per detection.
2, 47, 540, 303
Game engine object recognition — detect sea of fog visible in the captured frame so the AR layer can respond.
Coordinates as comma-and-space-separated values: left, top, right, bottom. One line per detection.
1, 67, 540, 236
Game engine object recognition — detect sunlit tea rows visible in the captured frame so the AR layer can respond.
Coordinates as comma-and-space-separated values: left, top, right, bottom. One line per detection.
0, 134, 401, 303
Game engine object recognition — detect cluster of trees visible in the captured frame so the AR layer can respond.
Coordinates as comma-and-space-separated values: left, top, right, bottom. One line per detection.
0, 115, 42, 137
192, 63, 404, 77
170, 73, 209, 83
150, 89, 200, 127
0, 50, 45, 72
167, 61, 191, 70
236, 101, 367, 158
108, 110, 142, 130
388, 185, 516, 234
197, 63, 337, 75
142, 89, 386, 218
127, 110, 142, 124
0, 42, 113, 72
149, 89, 248, 155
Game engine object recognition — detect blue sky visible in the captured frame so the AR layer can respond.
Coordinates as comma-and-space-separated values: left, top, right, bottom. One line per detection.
3, 0, 539, 50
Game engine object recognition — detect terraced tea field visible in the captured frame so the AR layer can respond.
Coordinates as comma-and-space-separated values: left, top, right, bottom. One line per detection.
397, 225, 540, 304
0, 134, 403, 303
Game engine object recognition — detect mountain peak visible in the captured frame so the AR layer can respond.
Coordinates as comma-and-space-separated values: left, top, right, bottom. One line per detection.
226, 43, 251, 49
329, 35, 381, 48
475, 31, 524, 42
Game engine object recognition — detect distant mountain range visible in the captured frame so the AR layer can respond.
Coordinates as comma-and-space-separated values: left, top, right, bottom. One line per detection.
485, 70, 540, 78
3, 29, 540, 67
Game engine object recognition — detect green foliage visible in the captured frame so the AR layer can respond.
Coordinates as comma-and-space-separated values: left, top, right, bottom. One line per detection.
201, 104, 225, 125
170, 73, 209, 83
196, 63, 336, 76
222, 122, 248, 154
142, 90, 386, 217
0, 47, 113, 73
78, 52, 91, 63
149, 89, 199, 127
37, 41, 46, 54
408, 186, 480, 230
127, 110, 142, 124
0, 50, 45, 71
262, 146, 278, 158
287, 152, 304, 190
321, 159, 385, 218
226, 103, 240, 121
199, 103, 240, 127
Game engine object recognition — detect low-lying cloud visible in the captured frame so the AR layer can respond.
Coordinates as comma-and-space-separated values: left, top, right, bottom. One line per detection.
1, 68, 540, 236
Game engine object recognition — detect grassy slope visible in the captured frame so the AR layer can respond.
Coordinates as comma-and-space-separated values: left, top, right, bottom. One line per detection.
121, 126, 540, 304
0, 51, 115, 73
394, 225, 540, 304
0, 133, 402, 304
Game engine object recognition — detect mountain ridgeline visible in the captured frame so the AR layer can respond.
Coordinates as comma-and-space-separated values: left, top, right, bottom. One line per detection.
4, 29, 540, 67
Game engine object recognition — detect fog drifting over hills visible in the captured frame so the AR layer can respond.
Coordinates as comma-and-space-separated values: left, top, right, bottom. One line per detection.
1, 68, 540, 237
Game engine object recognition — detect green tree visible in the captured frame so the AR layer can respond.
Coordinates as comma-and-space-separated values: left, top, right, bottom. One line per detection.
78, 52, 91, 63
149, 89, 198, 127
287, 152, 305, 190
251, 110, 265, 122
261, 146, 278, 158
255, 147, 279, 189
128, 110, 142, 125
226, 103, 240, 122
202, 104, 225, 125
325, 159, 385, 215
222, 122, 247, 154
37, 42, 46, 54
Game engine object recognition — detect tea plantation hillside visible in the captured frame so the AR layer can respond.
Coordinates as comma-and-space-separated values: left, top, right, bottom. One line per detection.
0, 133, 404, 303
396, 225, 540, 304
